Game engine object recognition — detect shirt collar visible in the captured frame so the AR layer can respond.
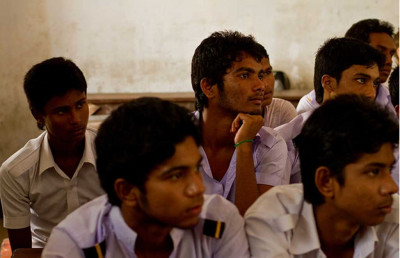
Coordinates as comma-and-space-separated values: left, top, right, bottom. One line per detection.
110, 206, 187, 254
289, 200, 379, 256
110, 206, 138, 257
376, 84, 390, 106
38, 130, 96, 175
289, 201, 321, 254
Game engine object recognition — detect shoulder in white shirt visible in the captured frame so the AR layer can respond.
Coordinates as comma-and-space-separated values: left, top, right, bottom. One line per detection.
43, 194, 250, 258
245, 184, 399, 258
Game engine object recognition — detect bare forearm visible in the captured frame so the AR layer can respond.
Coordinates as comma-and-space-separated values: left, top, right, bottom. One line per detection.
235, 143, 260, 215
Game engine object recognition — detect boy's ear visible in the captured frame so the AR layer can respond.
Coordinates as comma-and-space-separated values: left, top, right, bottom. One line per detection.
321, 74, 337, 93
31, 107, 45, 127
114, 178, 139, 207
200, 78, 217, 99
314, 166, 335, 200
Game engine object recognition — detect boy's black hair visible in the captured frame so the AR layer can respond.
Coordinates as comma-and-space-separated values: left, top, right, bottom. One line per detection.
345, 19, 394, 43
23, 57, 87, 129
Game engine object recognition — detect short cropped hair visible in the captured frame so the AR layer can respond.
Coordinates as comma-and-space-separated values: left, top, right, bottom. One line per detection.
389, 66, 399, 107
95, 97, 201, 206
314, 37, 385, 104
191, 30, 268, 111
345, 19, 394, 43
296, 95, 399, 205
23, 57, 87, 129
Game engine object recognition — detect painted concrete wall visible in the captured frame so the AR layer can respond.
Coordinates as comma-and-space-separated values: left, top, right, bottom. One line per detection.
1, 0, 398, 163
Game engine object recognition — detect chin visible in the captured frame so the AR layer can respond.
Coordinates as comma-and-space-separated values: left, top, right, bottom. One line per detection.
263, 99, 273, 106
363, 216, 386, 226
250, 109, 262, 115
176, 217, 200, 229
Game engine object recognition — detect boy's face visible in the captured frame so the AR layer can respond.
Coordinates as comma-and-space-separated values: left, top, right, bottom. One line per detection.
39, 89, 89, 146
331, 142, 398, 226
135, 136, 205, 229
217, 52, 266, 115
331, 64, 380, 100
260, 57, 275, 107
368, 32, 396, 83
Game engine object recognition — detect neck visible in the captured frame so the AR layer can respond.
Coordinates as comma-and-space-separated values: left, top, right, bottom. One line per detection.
201, 108, 236, 148
121, 204, 173, 248
314, 204, 360, 254
48, 136, 85, 159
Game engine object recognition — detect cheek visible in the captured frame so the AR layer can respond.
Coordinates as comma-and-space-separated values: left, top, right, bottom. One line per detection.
81, 105, 90, 120
265, 77, 275, 91
44, 116, 62, 130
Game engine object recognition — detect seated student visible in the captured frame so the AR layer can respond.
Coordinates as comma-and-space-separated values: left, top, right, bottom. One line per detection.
275, 37, 385, 183
259, 52, 297, 128
245, 95, 399, 258
42, 97, 250, 258
191, 31, 290, 215
297, 18, 397, 117
0, 57, 104, 251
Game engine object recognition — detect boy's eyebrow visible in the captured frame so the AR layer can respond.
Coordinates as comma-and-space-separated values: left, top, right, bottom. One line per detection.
377, 44, 396, 51
159, 156, 203, 177
354, 73, 372, 78
233, 67, 257, 74
364, 159, 395, 169
76, 97, 87, 103
263, 66, 273, 72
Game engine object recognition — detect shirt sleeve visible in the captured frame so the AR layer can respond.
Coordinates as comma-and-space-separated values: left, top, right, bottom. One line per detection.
296, 91, 315, 114
42, 227, 84, 258
211, 199, 250, 258
0, 165, 31, 229
245, 193, 292, 258
278, 100, 298, 125
254, 128, 291, 186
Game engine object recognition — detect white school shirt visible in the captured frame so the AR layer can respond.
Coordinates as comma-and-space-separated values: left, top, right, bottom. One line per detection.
274, 111, 313, 183
0, 128, 104, 247
200, 127, 291, 202
245, 184, 399, 258
296, 85, 396, 116
263, 98, 298, 128
42, 194, 250, 258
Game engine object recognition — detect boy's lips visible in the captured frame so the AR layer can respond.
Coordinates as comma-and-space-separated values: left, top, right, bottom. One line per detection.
378, 199, 393, 214
186, 204, 202, 216
71, 127, 85, 135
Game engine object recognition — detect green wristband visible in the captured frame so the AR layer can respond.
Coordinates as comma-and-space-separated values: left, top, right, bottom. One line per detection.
234, 139, 254, 147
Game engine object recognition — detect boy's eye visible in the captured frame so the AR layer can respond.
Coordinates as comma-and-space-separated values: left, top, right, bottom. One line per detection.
366, 169, 380, 177
54, 109, 66, 115
240, 73, 249, 79
356, 78, 366, 84
170, 172, 183, 180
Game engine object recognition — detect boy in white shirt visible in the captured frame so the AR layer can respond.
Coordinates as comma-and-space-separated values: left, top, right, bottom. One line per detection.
0, 57, 104, 251
245, 95, 399, 258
